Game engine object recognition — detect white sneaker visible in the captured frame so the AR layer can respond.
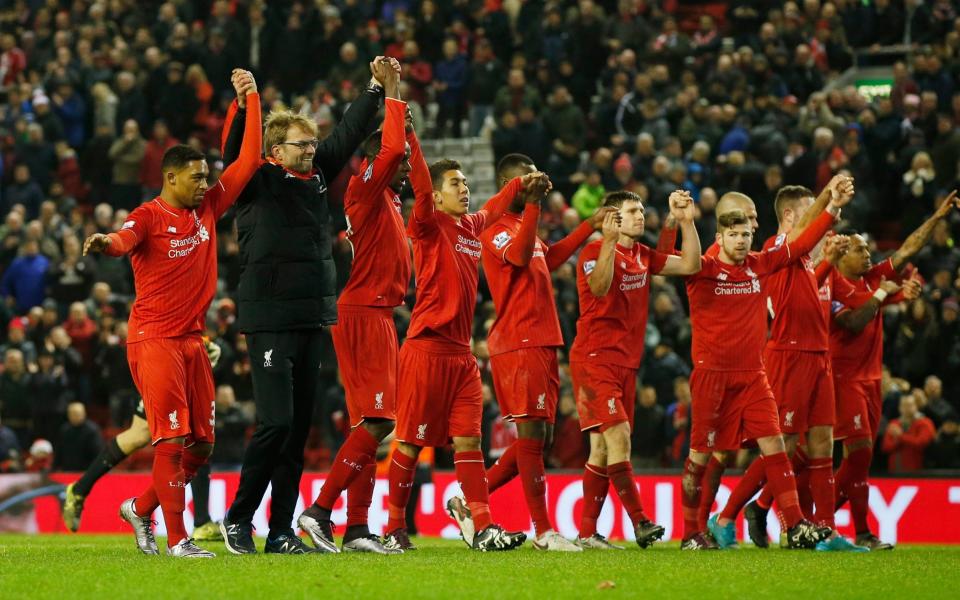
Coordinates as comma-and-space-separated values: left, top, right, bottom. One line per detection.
118, 498, 158, 555
445, 496, 475, 548
576, 534, 625, 550
167, 538, 216, 558
533, 530, 583, 552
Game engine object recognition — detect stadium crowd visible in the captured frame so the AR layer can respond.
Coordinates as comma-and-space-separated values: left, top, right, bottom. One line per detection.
1, 0, 960, 477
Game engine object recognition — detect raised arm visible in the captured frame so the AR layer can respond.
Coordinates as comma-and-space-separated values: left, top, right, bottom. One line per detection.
209, 74, 262, 219
657, 214, 678, 254
788, 174, 851, 242
478, 176, 524, 231
891, 190, 959, 271
545, 204, 619, 271
501, 174, 550, 266
313, 57, 388, 178
405, 125, 436, 235
757, 208, 837, 276
350, 96, 407, 204
659, 191, 701, 276
586, 211, 620, 296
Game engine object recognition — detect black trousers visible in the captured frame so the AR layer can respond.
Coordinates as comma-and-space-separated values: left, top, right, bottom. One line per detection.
227, 328, 324, 536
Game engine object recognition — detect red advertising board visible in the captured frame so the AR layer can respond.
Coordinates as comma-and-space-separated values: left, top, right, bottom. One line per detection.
4, 472, 959, 544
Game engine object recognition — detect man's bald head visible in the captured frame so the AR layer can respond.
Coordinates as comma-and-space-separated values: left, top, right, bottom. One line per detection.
717, 192, 758, 232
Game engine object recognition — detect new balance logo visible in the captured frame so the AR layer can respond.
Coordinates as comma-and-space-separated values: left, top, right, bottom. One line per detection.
167, 226, 177, 233
854, 414, 862, 430
536, 393, 546, 411
707, 430, 716, 448
784, 411, 795, 428
417, 424, 427, 440
169, 410, 180, 430
374, 392, 384, 410
264, 349, 273, 367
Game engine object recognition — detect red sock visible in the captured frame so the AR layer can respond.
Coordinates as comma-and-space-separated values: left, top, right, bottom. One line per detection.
720, 456, 766, 521
181, 449, 207, 482
346, 462, 376, 528
517, 438, 552, 536
134, 487, 160, 517
762, 452, 803, 529
757, 448, 807, 513
386, 450, 418, 533
844, 446, 873, 534
579, 463, 608, 538
454, 450, 492, 531
486, 442, 519, 495
608, 461, 648, 526
756, 486, 773, 510
681, 459, 706, 540
315, 427, 379, 510
808, 457, 836, 529
790, 448, 812, 519
834, 468, 848, 510
152, 443, 187, 547
698, 455, 725, 530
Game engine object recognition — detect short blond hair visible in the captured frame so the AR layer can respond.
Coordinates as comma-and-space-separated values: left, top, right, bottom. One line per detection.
264, 110, 318, 155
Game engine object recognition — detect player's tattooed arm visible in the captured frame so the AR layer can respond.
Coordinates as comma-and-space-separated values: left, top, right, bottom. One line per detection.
891, 190, 958, 271
833, 278, 899, 334
660, 190, 701, 276
587, 210, 621, 296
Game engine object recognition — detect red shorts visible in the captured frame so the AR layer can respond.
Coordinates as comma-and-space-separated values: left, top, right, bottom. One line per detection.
764, 348, 835, 434
127, 335, 215, 446
570, 361, 636, 431
395, 339, 482, 447
689, 369, 781, 452
833, 377, 882, 440
332, 306, 398, 427
490, 347, 559, 423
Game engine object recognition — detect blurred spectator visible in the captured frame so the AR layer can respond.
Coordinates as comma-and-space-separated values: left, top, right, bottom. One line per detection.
0, 415, 21, 472
0, 348, 32, 448
882, 393, 936, 473
54, 402, 102, 471
632, 385, 666, 468
2, 238, 49, 314
139, 120, 179, 199
25, 438, 53, 472
210, 384, 253, 470
929, 419, 960, 468
433, 39, 468, 138
107, 119, 146, 210
1, 317, 36, 364
466, 39, 504, 136
922, 375, 958, 428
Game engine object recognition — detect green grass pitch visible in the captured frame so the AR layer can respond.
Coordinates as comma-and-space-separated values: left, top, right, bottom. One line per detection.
2, 535, 959, 599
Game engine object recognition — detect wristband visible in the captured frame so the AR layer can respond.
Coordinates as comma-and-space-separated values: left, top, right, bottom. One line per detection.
873, 289, 888, 303
366, 82, 385, 96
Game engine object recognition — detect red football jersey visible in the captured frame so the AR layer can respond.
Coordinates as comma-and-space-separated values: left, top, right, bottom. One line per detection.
106, 94, 262, 343
480, 212, 563, 355
339, 98, 410, 308
829, 258, 898, 380
762, 233, 829, 352
686, 211, 835, 371
570, 239, 668, 369
404, 145, 522, 349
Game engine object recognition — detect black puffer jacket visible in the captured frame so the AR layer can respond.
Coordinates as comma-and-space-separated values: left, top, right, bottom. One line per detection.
222, 87, 381, 332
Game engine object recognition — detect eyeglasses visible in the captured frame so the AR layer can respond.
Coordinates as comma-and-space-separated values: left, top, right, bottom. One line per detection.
280, 139, 319, 150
